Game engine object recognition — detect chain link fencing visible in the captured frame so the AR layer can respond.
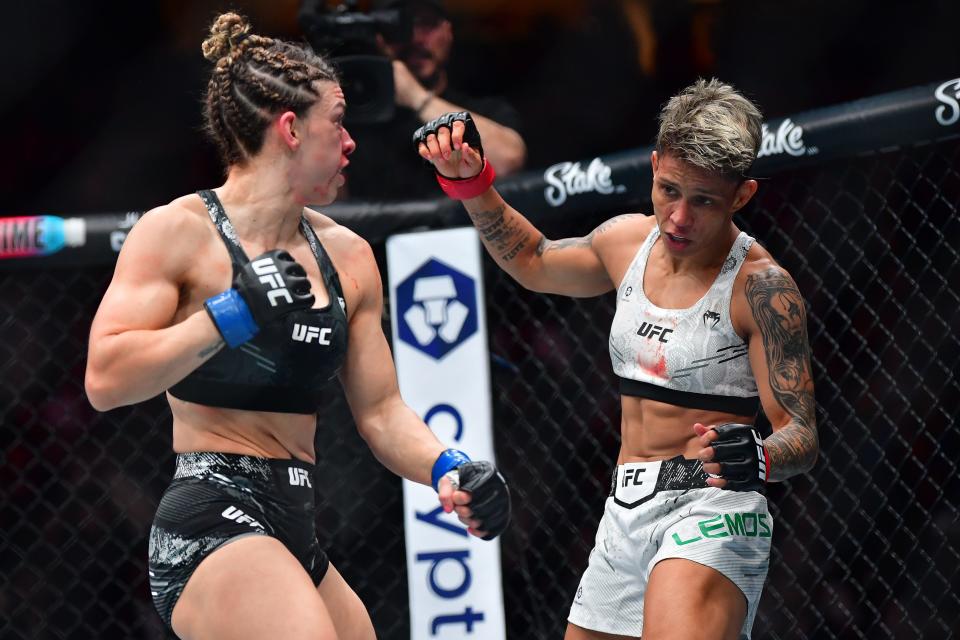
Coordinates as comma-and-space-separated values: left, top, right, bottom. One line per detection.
2, 136, 958, 639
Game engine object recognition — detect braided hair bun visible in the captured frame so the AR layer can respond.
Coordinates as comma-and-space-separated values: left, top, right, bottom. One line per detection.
201, 13, 251, 63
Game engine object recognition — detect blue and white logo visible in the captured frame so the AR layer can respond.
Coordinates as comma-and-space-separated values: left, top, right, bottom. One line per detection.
395, 258, 478, 360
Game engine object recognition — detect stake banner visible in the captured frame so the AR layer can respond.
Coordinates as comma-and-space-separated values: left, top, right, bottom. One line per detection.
385, 227, 506, 640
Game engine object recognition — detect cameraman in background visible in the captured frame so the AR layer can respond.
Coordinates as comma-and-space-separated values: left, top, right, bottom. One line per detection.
344, 0, 527, 200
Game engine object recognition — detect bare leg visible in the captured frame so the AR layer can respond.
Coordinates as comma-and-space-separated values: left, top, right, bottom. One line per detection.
642, 558, 747, 640
171, 535, 339, 639
317, 562, 376, 640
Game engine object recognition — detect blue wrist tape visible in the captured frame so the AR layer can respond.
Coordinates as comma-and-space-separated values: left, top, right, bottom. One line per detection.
431, 449, 471, 491
204, 289, 259, 348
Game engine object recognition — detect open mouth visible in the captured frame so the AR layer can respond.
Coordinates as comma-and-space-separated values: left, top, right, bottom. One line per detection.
665, 232, 691, 246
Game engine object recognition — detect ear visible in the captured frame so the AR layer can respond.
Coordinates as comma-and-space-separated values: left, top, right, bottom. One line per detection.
439, 19, 453, 40
275, 111, 300, 150
435, 20, 454, 59
651, 150, 659, 173
731, 179, 758, 213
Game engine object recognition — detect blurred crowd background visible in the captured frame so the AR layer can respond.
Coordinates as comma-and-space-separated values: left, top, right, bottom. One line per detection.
3, 0, 959, 215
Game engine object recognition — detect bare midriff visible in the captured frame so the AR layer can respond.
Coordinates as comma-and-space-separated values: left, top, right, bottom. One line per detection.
168, 396, 317, 463
618, 395, 755, 464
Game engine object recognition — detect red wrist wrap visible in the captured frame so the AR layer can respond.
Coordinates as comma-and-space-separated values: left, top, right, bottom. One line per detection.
436, 160, 496, 200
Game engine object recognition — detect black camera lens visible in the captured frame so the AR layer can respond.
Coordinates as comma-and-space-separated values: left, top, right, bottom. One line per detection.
298, 1, 412, 124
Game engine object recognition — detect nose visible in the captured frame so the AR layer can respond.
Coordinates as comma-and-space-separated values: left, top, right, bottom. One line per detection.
670, 198, 692, 229
670, 199, 692, 229
342, 126, 356, 156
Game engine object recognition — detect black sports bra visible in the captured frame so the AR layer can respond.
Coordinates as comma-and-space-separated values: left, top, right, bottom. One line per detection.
168, 190, 349, 414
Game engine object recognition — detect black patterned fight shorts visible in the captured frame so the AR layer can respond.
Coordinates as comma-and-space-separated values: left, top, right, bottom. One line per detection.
147, 452, 329, 627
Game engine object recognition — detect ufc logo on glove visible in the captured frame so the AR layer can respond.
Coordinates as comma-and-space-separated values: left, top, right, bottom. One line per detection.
252, 257, 294, 307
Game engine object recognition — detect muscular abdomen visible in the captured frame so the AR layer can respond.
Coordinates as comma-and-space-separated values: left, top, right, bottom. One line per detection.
169, 396, 318, 463
617, 395, 756, 463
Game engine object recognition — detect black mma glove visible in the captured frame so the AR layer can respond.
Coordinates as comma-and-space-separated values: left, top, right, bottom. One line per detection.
457, 461, 512, 541
204, 249, 315, 348
710, 422, 769, 492
413, 112, 496, 200
412, 111, 485, 169
432, 450, 511, 540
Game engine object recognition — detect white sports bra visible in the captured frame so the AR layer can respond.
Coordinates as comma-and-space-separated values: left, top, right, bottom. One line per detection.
609, 226, 759, 415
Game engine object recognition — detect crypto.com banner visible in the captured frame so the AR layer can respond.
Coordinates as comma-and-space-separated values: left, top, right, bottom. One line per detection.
386, 227, 505, 640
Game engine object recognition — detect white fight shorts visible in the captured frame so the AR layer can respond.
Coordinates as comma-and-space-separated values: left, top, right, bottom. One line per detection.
568, 459, 771, 638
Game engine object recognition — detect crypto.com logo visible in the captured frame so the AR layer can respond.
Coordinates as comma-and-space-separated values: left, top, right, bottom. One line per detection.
395, 258, 478, 360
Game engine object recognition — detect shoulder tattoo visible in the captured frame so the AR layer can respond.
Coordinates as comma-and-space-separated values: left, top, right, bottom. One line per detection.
536, 213, 643, 256
592, 213, 644, 237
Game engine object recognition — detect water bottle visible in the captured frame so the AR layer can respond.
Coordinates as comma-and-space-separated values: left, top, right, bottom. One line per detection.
0, 215, 87, 259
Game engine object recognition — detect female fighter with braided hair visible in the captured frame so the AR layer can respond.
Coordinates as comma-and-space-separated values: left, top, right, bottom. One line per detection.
85, 13, 509, 639
414, 80, 818, 639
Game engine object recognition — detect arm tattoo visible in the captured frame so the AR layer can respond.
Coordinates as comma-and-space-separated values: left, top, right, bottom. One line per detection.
468, 205, 530, 262
197, 339, 224, 360
745, 268, 818, 480
539, 236, 592, 254
502, 239, 526, 260
592, 213, 643, 236
535, 214, 643, 255
536, 235, 548, 256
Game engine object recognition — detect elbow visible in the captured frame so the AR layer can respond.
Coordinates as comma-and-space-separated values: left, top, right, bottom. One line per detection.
509, 270, 548, 294
354, 414, 385, 447
505, 253, 549, 293
355, 420, 373, 444
806, 419, 820, 471
808, 438, 820, 472
84, 369, 121, 412
525, 278, 555, 294
802, 448, 819, 475
353, 397, 406, 451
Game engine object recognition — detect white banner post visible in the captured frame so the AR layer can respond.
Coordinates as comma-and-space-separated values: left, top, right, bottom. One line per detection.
386, 227, 506, 640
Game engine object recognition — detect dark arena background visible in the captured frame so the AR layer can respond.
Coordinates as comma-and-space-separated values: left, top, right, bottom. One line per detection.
2, 2, 959, 639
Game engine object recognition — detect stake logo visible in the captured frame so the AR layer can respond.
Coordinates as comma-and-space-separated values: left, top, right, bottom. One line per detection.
543, 157, 626, 207
757, 118, 815, 158
935, 78, 960, 126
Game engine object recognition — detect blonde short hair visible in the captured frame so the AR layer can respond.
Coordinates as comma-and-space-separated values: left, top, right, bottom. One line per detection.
656, 78, 763, 178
